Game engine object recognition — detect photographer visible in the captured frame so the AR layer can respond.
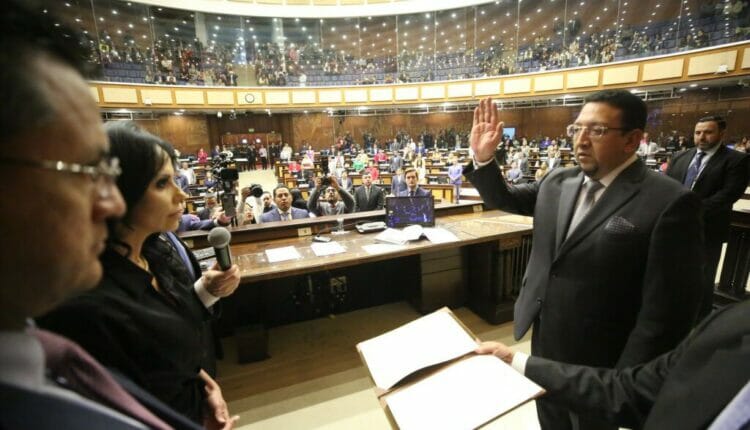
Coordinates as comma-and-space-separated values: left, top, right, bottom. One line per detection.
237, 184, 264, 225
307, 175, 354, 217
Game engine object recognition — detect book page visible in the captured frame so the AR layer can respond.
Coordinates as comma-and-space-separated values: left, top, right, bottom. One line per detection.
385, 355, 544, 430
422, 227, 459, 244
357, 309, 477, 391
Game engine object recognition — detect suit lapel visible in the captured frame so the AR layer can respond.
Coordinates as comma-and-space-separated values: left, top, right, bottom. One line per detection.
673, 148, 696, 182
693, 145, 726, 188
556, 173, 584, 252
557, 161, 644, 257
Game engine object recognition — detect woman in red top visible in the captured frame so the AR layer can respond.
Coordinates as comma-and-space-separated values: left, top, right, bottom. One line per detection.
197, 148, 208, 164
365, 161, 380, 182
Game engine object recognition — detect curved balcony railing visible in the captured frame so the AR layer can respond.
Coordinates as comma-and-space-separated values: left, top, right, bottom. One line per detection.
47, 0, 750, 89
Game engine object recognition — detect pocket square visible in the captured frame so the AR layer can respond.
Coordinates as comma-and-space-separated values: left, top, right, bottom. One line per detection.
605, 216, 637, 234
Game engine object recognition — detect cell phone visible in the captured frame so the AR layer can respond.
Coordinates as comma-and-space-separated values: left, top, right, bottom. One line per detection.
312, 235, 332, 243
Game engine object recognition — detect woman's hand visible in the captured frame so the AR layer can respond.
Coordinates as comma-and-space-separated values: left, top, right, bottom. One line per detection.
200, 369, 239, 430
202, 263, 240, 298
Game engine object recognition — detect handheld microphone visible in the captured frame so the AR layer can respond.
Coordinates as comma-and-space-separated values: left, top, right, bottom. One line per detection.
207, 227, 232, 270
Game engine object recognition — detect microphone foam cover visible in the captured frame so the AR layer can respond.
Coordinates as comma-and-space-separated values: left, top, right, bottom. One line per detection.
208, 227, 231, 248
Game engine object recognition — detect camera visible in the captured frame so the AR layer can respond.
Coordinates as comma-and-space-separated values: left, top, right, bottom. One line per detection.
212, 153, 239, 218
320, 176, 331, 187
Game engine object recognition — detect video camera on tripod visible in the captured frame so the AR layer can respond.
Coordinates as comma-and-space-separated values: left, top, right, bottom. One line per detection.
212, 153, 239, 218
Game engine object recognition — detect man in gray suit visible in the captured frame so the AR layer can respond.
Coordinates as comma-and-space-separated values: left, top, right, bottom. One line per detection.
260, 185, 309, 222
465, 91, 704, 430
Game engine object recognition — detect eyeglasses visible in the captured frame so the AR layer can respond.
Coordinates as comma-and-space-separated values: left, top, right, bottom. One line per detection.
0, 156, 121, 199
566, 124, 628, 139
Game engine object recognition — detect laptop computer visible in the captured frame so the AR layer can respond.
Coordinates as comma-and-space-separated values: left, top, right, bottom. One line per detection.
385, 195, 435, 228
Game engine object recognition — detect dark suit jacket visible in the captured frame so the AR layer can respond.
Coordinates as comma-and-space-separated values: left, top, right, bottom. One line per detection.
354, 185, 385, 212
666, 145, 749, 244
525, 301, 750, 430
260, 207, 309, 222
397, 187, 431, 197
466, 159, 704, 368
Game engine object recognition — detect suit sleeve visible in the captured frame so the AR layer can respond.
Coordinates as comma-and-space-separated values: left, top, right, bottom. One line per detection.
617, 191, 704, 367
463, 160, 539, 216
525, 346, 679, 429
701, 151, 750, 214
375, 187, 385, 210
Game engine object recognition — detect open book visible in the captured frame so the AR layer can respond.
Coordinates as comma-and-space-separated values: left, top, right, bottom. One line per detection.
374, 225, 459, 245
356, 308, 544, 430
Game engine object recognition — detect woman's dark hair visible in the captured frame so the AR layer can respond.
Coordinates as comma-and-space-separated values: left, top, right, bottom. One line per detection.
105, 121, 191, 303
105, 121, 176, 230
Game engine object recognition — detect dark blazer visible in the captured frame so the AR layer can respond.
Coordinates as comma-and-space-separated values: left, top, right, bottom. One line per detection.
353, 184, 385, 212
397, 187, 431, 197
466, 159, 704, 368
39, 246, 217, 423
260, 206, 309, 222
666, 145, 749, 244
524, 300, 750, 430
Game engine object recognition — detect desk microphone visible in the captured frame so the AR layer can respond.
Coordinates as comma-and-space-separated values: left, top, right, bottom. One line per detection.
207, 227, 232, 270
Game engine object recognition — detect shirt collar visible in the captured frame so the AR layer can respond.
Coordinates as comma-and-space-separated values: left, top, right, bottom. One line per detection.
698, 143, 721, 157
585, 153, 638, 188
0, 326, 46, 390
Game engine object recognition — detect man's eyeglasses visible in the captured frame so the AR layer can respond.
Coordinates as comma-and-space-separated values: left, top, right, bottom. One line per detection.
0, 156, 121, 199
566, 124, 628, 139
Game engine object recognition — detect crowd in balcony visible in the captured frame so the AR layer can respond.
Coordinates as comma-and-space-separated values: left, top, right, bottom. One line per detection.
94, 3, 749, 87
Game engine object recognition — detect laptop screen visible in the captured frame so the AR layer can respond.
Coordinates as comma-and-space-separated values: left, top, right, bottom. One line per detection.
385, 195, 435, 228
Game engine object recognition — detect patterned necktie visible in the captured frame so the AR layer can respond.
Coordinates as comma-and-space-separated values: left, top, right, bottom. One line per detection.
281, 212, 289, 221
567, 180, 604, 238
32, 329, 170, 430
683, 151, 705, 188
409, 190, 415, 197
708, 381, 750, 430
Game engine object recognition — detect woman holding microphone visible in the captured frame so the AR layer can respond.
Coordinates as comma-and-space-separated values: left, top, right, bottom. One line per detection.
41, 122, 241, 429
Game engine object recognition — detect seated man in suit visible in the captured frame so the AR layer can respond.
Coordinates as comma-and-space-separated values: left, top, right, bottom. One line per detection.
397, 167, 431, 197
476, 300, 750, 430
0, 2, 204, 428
354, 172, 386, 212
307, 176, 355, 216
260, 185, 310, 222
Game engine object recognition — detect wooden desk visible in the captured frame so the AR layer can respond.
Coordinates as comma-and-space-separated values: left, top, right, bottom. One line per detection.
214, 210, 533, 347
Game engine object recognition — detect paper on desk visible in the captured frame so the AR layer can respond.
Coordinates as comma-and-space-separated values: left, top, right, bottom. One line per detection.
385, 355, 544, 430
422, 227, 459, 244
362, 243, 406, 254
264, 246, 301, 263
310, 241, 346, 257
357, 310, 477, 391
